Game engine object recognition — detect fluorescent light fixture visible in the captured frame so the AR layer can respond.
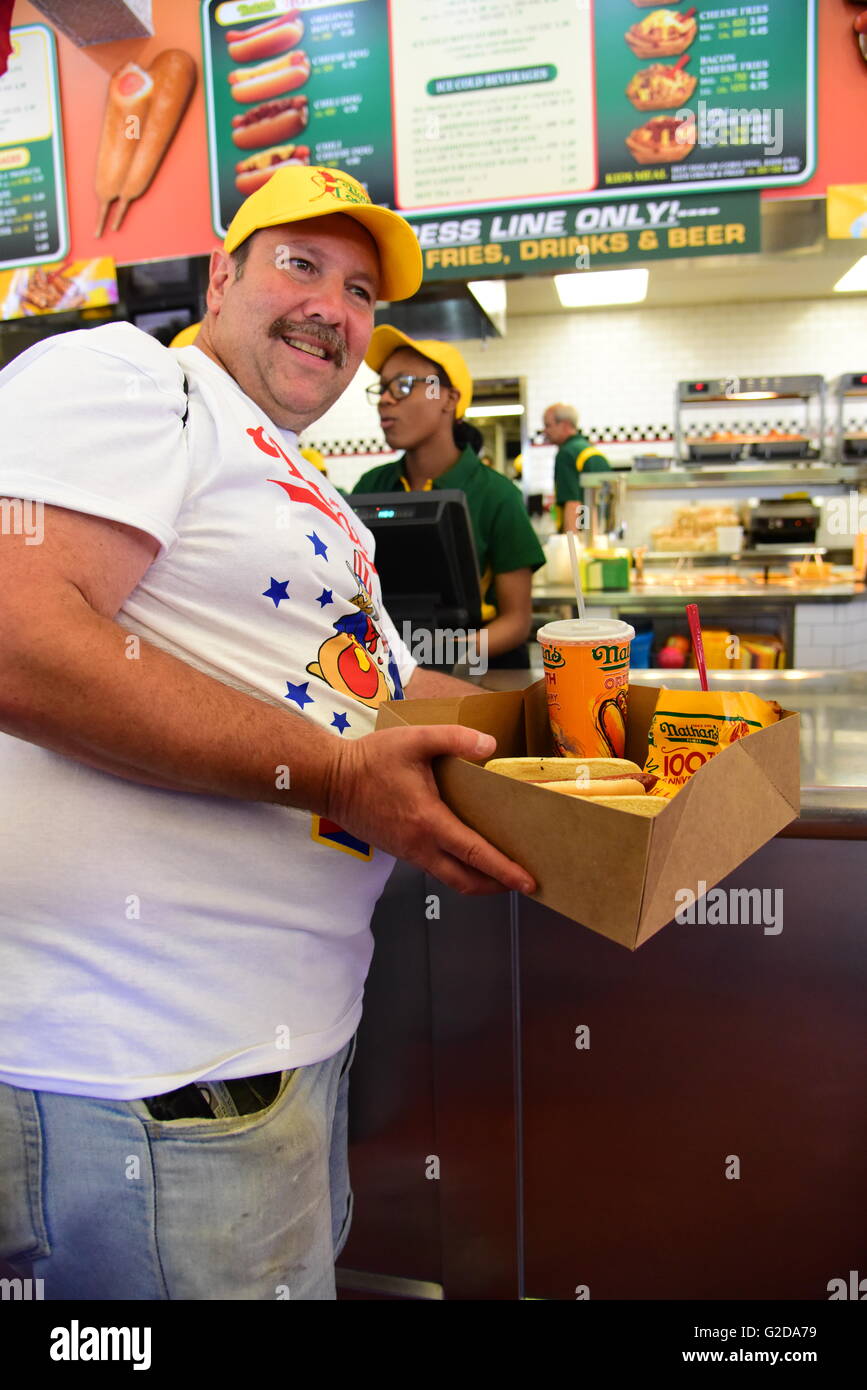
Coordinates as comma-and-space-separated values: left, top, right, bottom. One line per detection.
554, 267, 649, 307
727, 391, 778, 400
833, 256, 867, 293
467, 279, 507, 317
464, 403, 524, 418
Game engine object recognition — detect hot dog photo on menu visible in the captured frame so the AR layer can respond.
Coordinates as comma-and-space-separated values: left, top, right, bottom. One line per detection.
201, 0, 396, 235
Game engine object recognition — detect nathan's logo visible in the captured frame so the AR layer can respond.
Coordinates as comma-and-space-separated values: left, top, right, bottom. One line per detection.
311, 168, 370, 205
541, 644, 566, 669
658, 720, 719, 744
591, 643, 629, 671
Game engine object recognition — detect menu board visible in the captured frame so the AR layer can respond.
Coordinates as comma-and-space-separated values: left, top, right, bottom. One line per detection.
200, 0, 815, 235
390, 0, 595, 210
0, 25, 68, 268
594, 1, 814, 195
202, 0, 393, 236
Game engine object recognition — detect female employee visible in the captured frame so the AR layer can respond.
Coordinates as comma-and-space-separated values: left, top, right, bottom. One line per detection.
352, 327, 545, 668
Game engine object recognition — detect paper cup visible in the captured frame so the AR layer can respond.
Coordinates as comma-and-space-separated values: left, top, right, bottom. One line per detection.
536, 619, 635, 758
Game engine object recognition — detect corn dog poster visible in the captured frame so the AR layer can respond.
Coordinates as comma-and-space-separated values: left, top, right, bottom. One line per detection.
0, 25, 67, 268
202, 0, 394, 235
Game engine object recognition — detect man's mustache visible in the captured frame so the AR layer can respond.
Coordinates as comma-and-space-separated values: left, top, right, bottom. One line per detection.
269, 319, 348, 369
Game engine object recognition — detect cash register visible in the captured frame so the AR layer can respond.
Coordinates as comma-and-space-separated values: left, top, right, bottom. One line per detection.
351, 489, 482, 671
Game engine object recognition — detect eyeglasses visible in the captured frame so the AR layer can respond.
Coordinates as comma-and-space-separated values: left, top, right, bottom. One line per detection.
365, 373, 440, 405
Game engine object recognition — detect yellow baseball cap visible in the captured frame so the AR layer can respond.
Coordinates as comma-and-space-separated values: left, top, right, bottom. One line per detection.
170, 321, 202, 349
223, 166, 422, 302
365, 326, 473, 418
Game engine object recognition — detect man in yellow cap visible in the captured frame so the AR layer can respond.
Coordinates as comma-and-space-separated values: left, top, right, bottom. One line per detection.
0, 166, 533, 1302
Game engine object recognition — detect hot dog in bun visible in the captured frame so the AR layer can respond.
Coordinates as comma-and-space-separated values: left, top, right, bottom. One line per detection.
229, 51, 311, 105
234, 143, 310, 196
231, 95, 308, 149
226, 13, 304, 64
485, 757, 666, 816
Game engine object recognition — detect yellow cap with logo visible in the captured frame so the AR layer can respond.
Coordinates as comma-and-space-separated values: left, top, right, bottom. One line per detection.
223, 166, 423, 303
364, 326, 473, 418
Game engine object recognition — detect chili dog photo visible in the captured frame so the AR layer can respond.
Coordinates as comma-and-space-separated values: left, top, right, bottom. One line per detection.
225, 12, 304, 64
94, 49, 197, 236
234, 144, 311, 195
231, 96, 309, 150
485, 757, 666, 816
229, 51, 311, 105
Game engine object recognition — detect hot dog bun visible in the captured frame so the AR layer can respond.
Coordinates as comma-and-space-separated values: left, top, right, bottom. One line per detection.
534, 777, 648, 798
226, 13, 304, 64
234, 143, 310, 195
230, 50, 310, 104
528, 782, 666, 815
231, 95, 308, 149
486, 756, 643, 783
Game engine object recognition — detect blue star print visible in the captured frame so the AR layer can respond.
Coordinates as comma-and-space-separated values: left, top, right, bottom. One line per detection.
262, 578, 290, 607
285, 681, 314, 709
331, 712, 351, 734
316, 588, 334, 608
307, 532, 328, 559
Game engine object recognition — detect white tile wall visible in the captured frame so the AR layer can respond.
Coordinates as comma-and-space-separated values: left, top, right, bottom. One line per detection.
795, 602, 867, 670
307, 293, 867, 499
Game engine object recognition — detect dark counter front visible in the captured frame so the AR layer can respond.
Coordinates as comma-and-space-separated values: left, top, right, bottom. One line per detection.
336, 672, 867, 1301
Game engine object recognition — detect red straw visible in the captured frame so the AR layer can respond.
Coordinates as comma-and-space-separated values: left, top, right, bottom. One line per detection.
686, 603, 709, 691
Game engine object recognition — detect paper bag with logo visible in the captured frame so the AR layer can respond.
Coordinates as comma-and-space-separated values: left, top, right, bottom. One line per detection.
643, 688, 781, 799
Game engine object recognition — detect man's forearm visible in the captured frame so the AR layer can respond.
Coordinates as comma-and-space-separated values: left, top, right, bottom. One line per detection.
1, 584, 341, 809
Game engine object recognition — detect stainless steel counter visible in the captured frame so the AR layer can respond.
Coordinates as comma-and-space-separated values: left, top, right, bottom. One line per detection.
471, 667, 867, 833
533, 582, 867, 606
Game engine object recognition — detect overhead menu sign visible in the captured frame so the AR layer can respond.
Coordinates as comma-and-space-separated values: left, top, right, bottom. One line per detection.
202, 0, 393, 236
201, 0, 815, 237
0, 26, 68, 268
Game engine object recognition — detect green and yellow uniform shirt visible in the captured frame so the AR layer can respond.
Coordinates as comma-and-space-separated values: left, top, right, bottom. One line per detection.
352, 447, 545, 622
554, 432, 610, 510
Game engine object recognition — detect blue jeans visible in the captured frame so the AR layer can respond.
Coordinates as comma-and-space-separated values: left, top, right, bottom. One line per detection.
0, 1035, 355, 1300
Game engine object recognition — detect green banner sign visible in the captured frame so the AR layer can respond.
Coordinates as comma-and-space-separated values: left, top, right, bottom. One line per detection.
411, 191, 760, 280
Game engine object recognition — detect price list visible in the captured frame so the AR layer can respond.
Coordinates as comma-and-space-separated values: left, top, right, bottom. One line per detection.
0, 25, 67, 268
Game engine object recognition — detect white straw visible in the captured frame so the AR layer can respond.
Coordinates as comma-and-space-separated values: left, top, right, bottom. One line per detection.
567, 529, 586, 621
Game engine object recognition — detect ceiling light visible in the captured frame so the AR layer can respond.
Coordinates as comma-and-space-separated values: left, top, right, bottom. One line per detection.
554, 268, 649, 307
833, 256, 867, 293
464, 403, 524, 418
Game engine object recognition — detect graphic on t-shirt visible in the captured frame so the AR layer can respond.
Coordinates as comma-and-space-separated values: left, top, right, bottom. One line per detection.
306, 547, 403, 707
246, 423, 405, 710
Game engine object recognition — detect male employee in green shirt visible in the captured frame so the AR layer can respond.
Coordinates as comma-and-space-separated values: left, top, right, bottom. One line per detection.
543, 402, 610, 532
353, 328, 544, 668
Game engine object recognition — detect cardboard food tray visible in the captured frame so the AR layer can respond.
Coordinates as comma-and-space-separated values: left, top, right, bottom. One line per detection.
377, 682, 800, 951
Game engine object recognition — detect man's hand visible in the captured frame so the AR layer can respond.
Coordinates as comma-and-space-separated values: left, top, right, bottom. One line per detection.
324, 724, 536, 896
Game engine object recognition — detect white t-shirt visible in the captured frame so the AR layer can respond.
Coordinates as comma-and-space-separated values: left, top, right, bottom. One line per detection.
0, 323, 416, 1098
